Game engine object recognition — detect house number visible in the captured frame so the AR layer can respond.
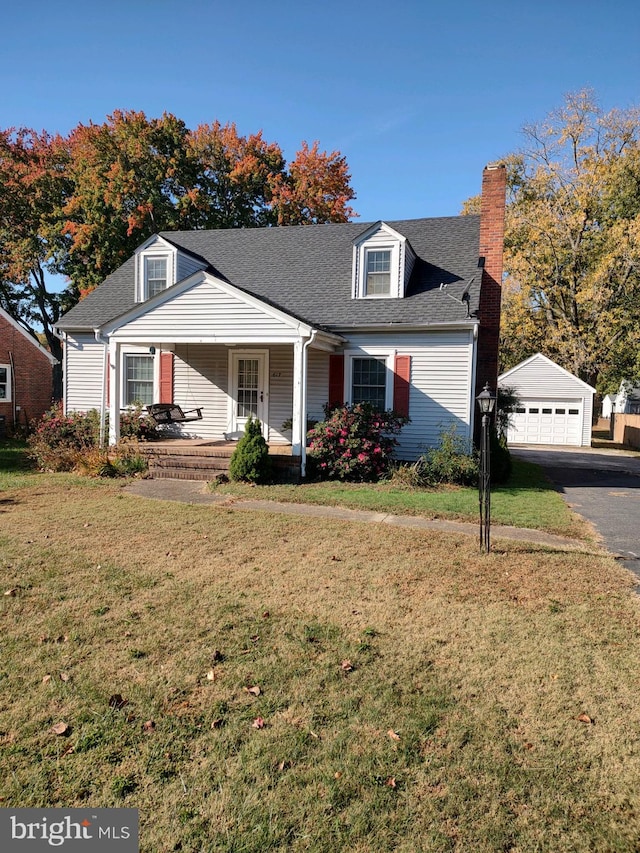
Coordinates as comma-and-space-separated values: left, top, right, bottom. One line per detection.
271, 371, 282, 377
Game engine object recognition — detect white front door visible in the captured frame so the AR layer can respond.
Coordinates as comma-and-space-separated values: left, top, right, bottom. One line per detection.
230, 350, 269, 436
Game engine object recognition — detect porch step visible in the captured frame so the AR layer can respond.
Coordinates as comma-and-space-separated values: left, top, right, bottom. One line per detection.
142, 445, 301, 483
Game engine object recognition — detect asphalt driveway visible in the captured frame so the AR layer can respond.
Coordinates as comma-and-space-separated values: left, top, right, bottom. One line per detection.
511, 446, 640, 576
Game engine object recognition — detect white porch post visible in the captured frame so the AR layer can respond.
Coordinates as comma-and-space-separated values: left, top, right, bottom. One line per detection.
291, 338, 304, 456
108, 340, 121, 446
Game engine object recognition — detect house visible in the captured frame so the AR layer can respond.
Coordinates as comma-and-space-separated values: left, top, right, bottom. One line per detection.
498, 353, 595, 447
613, 380, 640, 415
55, 164, 506, 476
0, 305, 57, 435
601, 394, 616, 419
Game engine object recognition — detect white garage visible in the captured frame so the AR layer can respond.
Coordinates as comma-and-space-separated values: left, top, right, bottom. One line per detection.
498, 354, 596, 447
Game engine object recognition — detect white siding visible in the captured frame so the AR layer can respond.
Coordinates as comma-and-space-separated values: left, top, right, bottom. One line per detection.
64, 334, 105, 414
341, 330, 475, 460
499, 355, 594, 446
113, 278, 299, 342
172, 344, 229, 439
176, 251, 206, 283
267, 346, 294, 444
307, 349, 330, 423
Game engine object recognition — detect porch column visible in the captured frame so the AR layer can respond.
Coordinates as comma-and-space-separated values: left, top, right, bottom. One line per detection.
108, 339, 121, 446
291, 338, 304, 456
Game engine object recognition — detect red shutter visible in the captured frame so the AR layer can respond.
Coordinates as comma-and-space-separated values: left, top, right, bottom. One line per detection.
159, 352, 174, 404
328, 354, 345, 408
393, 355, 411, 417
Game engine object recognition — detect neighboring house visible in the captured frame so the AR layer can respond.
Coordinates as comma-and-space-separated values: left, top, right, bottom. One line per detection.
613, 380, 640, 415
55, 164, 506, 473
601, 394, 616, 419
0, 306, 57, 434
498, 353, 595, 447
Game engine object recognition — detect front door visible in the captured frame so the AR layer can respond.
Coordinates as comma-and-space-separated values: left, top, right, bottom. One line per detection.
230, 350, 268, 436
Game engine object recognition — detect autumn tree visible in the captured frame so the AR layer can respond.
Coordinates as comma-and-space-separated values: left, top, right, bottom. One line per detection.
0, 128, 72, 395
496, 91, 640, 391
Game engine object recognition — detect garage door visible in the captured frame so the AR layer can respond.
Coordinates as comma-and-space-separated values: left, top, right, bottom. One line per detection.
507, 399, 583, 446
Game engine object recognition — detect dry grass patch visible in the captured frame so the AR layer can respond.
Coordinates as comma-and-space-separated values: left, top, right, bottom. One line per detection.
1, 477, 640, 851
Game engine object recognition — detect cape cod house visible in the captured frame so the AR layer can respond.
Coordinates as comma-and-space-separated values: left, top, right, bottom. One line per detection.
55, 164, 506, 477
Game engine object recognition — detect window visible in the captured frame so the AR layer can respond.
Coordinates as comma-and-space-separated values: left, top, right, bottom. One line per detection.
555, 408, 566, 415
515, 407, 525, 414
528, 408, 539, 414
145, 257, 167, 298
542, 408, 552, 414
568, 409, 579, 415
0, 365, 10, 401
125, 355, 154, 406
365, 250, 391, 296
352, 357, 387, 410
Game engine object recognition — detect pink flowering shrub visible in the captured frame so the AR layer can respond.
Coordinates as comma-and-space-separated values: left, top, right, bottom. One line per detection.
28, 404, 154, 472
307, 403, 408, 482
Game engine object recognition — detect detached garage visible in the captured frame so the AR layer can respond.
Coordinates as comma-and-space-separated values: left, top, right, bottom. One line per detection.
498, 353, 595, 447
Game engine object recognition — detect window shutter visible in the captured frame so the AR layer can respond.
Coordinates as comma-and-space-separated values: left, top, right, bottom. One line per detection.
159, 352, 174, 404
393, 355, 411, 417
328, 354, 345, 408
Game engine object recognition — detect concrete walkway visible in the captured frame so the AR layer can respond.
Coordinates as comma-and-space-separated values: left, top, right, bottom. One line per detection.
123, 478, 596, 553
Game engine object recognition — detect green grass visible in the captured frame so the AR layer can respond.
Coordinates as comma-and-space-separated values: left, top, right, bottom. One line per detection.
213, 457, 587, 538
0, 468, 639, 851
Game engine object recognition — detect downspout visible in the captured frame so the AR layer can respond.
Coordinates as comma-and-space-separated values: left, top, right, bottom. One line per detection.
8, 352, 16, 429
94, 328, 109, 448
300, 329, 317, 478
470, 323, 479, 441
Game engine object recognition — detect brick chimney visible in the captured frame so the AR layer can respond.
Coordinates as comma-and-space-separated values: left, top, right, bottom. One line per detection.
475, 162, 507, 401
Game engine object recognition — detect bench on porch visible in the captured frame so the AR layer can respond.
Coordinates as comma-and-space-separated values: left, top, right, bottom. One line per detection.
146, 403, 203, 424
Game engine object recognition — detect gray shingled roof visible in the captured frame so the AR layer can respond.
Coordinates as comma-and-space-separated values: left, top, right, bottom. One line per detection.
56, 216, 482, 331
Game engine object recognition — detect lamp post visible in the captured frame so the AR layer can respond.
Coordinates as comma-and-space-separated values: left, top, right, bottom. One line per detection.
476, 383, 497, 553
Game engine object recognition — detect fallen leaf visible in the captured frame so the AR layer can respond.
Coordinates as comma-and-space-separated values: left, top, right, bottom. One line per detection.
4, 588, 18, 597
245, 685, 261, 696
331, 556, 342, 562
334, 771, 343, 779
61, 743, 75, 757
250, 635, 259, 643
211, 718, 224, 729
59, 672, 71, 683
211, 649, 224, 663
252, 717, 265, 729
386, 777, 397, 788
206, 670, 217, 681
108, 694, 127, 710
142, 720, 155, 732
341, 659, 353, 672
524, 742, 534, 750
262, 611, 270, 618
42, 674, 52, 684
51, 722, 70, 736
278, 760, 289, 771
387, 729, 401, 741
577, 713, 593, 724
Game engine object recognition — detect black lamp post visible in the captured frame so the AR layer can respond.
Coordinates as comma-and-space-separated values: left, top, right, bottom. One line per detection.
476, 383, 497, 553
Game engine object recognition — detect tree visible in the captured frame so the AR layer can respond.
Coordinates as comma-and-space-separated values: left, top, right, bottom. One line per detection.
0, 128, 72, 395
269, 141, 356, 225
497, 91, 640, 392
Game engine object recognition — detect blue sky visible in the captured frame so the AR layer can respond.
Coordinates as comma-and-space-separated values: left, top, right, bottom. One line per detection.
2, 0, 639, 222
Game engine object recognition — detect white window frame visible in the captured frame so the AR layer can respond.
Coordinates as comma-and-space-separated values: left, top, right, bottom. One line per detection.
136, 248, 175, 302
344, 348, 395, 410
0, 364, 11, 402
144, 256, 168, 298
122, 351, 157, 408
355, 242, 401, 299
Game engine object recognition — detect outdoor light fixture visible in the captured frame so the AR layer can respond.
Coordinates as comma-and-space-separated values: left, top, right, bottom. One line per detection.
476, 383, 497, 552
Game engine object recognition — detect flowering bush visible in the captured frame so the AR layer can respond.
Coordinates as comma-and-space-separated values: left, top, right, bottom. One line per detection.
28, 404, 155, 472
307, 403, 408, 482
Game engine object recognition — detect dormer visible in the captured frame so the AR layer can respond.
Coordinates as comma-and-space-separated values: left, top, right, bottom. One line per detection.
134, 235, 207, 302
352, 222, 416, 300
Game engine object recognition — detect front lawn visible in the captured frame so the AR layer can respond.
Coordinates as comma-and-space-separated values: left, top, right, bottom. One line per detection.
213, 456, 589, 538
1, 470, 639, 851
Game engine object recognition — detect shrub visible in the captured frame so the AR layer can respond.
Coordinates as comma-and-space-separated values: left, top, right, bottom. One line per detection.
229, 417, 272, 483
28, 404, 154, 473
119, 405, 156, 441
307, 403, 408, 482
416, 425, 479, 487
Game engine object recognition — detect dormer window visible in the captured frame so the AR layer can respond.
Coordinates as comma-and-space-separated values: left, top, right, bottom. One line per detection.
352, 222, 415, 300
365, 249, 391, 296
145, 257, 167, 297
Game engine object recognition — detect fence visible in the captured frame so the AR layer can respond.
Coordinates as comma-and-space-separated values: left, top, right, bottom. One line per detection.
611, 413, 640, 449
